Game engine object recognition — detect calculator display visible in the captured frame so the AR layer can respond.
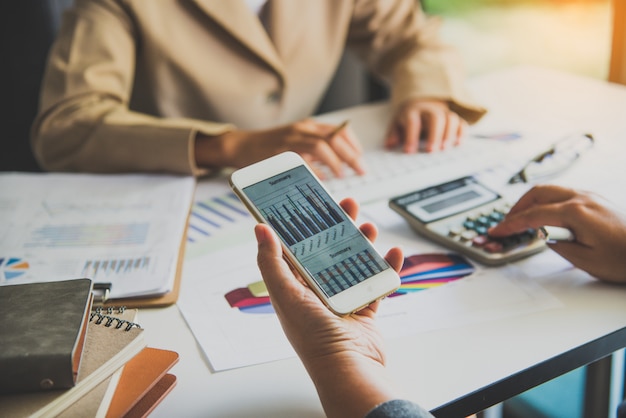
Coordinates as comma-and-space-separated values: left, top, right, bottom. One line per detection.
393, 176, 500, 223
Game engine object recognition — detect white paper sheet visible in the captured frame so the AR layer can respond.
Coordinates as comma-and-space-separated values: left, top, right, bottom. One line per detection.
0, 173, 195, 298
178, 178, 562, 372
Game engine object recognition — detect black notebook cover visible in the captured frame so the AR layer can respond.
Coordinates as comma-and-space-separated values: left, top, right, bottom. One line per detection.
0, 278, 93, 393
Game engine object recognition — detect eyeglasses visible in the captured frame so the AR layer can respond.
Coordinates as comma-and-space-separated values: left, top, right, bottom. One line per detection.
508, 133, 595, 184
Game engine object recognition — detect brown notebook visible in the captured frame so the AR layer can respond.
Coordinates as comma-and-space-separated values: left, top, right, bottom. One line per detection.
0, 278, 93, 394
105, 347, 179, 418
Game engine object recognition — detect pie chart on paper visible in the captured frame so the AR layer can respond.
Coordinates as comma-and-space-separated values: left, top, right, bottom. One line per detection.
0, 258, 30, 280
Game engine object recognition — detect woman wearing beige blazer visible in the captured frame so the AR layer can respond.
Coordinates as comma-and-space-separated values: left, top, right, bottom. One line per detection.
32, 0, 486, 176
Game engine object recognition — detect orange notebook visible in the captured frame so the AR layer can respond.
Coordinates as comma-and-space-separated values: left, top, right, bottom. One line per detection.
104, 347, 179, 418
124, 374, 177, 418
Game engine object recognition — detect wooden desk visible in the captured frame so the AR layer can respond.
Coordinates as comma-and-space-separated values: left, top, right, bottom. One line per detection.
140, 66, 626, 417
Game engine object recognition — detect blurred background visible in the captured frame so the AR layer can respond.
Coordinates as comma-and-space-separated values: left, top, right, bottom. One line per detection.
425, 0, 611, 80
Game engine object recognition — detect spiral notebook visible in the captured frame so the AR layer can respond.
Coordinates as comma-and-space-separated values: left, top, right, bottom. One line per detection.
0, 307, 145, 417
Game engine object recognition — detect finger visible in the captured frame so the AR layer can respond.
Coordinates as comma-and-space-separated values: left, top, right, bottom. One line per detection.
327, 134, 366, 175
294, 138, 345, 178
308, 121, 362, 154
384, 122, 401, 149
255, 223, 314, 298
385, 247, 404, 273
489, 204, 573, 237
359, 222, 378, 242
403, 112, 421, 154
339, 198, 359, 221
506, 185, 579, 216
335, 124, 363, 154
423, 111, 444, 152
255, 224, 292, 286
441, 112, 460, 150
455, 119, 467, 146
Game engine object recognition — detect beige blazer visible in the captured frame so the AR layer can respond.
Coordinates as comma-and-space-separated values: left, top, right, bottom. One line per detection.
32, 0, 486, 175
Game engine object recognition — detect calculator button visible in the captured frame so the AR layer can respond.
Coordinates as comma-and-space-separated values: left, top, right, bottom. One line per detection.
448, 226, 464, 236
472, 235, 489, 247
463, 220, 476, 230
466, 213, 480, 221
474, 226, 488, 235
484, 241, 504, 253
496, 204, 510, 213
489, 212, 504, 222
460, 230, 478, 241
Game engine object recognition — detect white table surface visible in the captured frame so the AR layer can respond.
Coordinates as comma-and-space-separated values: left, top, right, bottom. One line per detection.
140, 66, 626, 417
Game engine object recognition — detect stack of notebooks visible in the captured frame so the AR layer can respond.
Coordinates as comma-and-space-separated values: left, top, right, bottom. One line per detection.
0, 279, 179, 417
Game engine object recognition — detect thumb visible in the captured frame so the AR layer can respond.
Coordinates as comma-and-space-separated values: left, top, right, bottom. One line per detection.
255, 224, 296, 293
255, 223, 283, 274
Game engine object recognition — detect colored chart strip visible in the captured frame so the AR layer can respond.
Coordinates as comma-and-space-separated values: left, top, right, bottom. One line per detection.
223, 253, 476, 315
187, 192, 250, 243
225, 287, 272, 314
0, 257, 30, 280
391, 253, 475, 297
391, 276, 466, 296
26, 223, 149, 247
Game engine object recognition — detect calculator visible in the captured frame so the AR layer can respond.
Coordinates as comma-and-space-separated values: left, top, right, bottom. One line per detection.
389, 176, 547, 266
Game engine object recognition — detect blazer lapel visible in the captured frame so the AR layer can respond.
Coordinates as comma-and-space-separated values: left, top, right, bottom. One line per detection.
189, 0, 285, 75
266, 0, 309, 63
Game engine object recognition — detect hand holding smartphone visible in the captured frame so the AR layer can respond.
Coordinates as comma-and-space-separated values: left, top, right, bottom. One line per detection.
230, 152, 400, 315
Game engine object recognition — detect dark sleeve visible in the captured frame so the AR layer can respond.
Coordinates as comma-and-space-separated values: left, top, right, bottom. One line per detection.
365, 399, 435, 418
617, 399, 626, 418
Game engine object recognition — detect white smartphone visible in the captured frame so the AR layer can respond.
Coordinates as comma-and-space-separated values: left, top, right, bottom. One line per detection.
229, 152, 400, 315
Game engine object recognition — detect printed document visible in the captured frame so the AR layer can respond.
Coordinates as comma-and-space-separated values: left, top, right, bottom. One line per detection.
0, 173, 195, 299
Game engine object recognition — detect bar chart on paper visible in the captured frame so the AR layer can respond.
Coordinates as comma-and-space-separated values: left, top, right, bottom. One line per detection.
81, 256, 151, 280
183, 181, 256, 260
187, 191, 251, 244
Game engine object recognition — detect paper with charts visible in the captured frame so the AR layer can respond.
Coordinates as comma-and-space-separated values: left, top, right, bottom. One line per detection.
178, 178, 562, 372
0, 173, 195, 299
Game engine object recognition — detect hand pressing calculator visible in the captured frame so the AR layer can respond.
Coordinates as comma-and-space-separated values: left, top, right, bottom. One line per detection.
389, 176, 546, 266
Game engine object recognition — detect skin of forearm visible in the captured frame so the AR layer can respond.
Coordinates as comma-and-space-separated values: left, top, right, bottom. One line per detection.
302, 352, 402, 418
194, 131, 236, 169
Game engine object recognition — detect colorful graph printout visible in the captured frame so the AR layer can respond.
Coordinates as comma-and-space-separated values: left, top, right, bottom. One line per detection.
0, 258, 30, 280
390, 253, 474, 297
224, 252, 474, 313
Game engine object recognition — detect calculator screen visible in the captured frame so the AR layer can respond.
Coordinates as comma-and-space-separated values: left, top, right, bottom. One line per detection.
392, 176, 500, 223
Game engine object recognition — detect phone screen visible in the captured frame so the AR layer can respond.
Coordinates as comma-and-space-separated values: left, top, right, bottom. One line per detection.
243, 165, 388, 298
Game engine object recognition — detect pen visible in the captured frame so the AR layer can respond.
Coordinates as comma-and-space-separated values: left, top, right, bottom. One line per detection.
327, 120, 349, 139
538, 226, 575, 244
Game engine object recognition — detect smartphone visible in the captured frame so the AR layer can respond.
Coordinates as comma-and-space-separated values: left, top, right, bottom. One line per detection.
229, 152, 400, 315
